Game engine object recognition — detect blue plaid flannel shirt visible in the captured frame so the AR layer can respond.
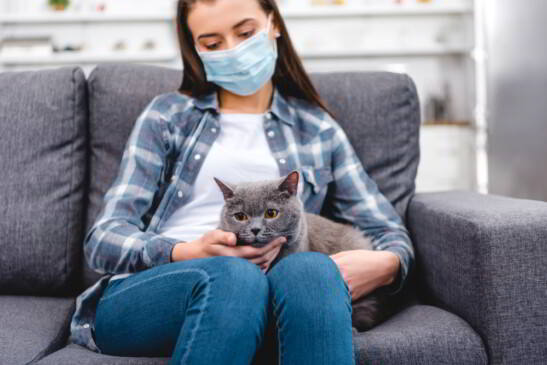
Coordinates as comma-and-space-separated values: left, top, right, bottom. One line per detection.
68, 85, 415, 353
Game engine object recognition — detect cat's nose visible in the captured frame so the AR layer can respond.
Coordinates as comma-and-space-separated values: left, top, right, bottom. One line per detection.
251, 228, 260, 235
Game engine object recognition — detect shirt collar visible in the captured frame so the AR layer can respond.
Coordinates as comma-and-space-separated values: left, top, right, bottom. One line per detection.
193, 85, 295, 127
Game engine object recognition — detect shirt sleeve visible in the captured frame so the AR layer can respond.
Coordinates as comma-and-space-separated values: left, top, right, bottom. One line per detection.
84, 96, 180, 275
328, 123, 415, 295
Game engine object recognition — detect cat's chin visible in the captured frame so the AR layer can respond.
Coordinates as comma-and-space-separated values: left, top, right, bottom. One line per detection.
236, 236, 265, 247
250, 240, 268, 248
242, 239, 269, 248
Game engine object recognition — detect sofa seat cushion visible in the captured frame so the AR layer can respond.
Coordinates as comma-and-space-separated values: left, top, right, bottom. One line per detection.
0, 295, 74, 364
36, 304, 486, 364
354, 304, 488, 364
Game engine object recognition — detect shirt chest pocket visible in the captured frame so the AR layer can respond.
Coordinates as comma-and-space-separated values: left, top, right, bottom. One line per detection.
300, 166, 334, 195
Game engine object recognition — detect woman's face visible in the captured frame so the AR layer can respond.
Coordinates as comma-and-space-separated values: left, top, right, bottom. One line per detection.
188, 0, 279, 53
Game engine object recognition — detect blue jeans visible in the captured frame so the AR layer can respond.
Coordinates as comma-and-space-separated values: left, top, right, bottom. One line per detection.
93, 251, 356, 365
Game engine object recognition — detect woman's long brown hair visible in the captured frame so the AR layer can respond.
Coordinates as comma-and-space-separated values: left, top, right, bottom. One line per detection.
175, 0, 336, 119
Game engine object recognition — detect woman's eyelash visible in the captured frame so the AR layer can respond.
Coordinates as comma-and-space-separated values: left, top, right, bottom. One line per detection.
205, 31, 255, 49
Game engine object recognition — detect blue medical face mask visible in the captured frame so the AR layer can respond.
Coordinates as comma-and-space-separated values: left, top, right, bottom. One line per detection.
195, 14, 278, 96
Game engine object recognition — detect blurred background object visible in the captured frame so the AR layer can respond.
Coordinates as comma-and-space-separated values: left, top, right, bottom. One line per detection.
485, 0, 547, 201
4, 0, 542, 200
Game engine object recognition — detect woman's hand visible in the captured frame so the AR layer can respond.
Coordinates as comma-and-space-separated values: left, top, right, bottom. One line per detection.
329, 249, 400, 302
192, 229, 287, 272
246, 237, 286, 273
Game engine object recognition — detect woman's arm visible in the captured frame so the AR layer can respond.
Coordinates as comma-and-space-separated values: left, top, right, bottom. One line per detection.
84, 95, 181, 274
327, 123, 415, 296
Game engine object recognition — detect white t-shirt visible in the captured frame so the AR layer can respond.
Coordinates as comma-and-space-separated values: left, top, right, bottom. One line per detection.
158, 112, 281, 243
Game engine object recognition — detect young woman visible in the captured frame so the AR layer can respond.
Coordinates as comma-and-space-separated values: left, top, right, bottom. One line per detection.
68, 0, 414, 363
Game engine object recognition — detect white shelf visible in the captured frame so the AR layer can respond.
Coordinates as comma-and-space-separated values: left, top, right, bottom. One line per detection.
0, 51, 177, 65
280, 4, 472, 18
299, 45, 472, 58
0, 13, 173, 24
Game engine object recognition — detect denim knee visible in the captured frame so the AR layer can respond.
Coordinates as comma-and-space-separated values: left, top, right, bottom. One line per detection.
188, 256, 270, 336
268, 251, 351, 305
189, 256, 269, 306
270, 251, 344, 283
206, 255, 267, 284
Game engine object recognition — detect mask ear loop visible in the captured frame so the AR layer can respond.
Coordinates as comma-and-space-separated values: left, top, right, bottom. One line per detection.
266, 13, 278, 55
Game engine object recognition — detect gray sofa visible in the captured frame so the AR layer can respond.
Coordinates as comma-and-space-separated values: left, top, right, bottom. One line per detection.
0, 63, 545, 365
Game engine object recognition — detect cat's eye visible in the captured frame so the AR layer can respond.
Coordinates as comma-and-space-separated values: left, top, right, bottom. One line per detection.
264, 209, 279, 219
234, 212, 248, 221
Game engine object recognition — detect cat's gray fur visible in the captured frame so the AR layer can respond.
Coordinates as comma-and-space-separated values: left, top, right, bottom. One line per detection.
213, 170, 396, 332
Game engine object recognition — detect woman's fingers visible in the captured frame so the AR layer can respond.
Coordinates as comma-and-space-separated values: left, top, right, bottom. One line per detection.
258, 246, 282, 271
249, 246, 280, 264
238, 236, 286, 259
249, 256, 268, 265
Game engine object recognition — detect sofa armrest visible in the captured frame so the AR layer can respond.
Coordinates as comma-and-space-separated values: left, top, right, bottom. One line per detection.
407, 191, 547, 365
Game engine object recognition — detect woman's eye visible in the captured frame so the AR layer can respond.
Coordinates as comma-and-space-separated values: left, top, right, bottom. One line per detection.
234, 212, 248, 221
240, 30, 254, 38
264, 209, 278, 219
205, 43, 220, 50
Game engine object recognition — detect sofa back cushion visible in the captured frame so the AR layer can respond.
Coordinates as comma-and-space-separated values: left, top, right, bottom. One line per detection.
311, 72, 420, 222
83, 63, 420, 289
0, 67, 88, 295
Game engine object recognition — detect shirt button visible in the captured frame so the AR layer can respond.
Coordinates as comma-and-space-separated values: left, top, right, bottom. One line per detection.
279, 158, 286, 164
265, 112, 272, 119
267, 130, 275, 138
194, 154, 201, 160
83, 323, 90, 328
211, 127, 217, 133
178, 191, 183, 198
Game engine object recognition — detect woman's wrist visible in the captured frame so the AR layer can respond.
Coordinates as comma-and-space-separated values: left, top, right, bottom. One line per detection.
376, 250, 400, 287
171, 240, 201, 262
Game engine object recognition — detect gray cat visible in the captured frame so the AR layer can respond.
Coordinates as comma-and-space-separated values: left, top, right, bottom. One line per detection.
213, 169, 397, 332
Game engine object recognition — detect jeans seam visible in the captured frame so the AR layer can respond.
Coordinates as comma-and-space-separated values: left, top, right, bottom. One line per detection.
342, 270, 356, 364
271, 294, 283, 365
180, 268, 211, 365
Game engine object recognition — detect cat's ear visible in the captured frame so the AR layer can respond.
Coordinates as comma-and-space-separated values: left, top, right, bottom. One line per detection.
213, 177, 235, 200
277, 170, 299, 196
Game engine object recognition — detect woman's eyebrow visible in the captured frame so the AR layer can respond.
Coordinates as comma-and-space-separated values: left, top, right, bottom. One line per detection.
197, 18, 256, 40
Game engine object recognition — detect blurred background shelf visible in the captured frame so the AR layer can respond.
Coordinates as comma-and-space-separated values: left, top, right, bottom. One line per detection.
0, 13, 173, 23
0, 51, 177, 65
280, 3, 472, 17
299, 45, 472, 58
